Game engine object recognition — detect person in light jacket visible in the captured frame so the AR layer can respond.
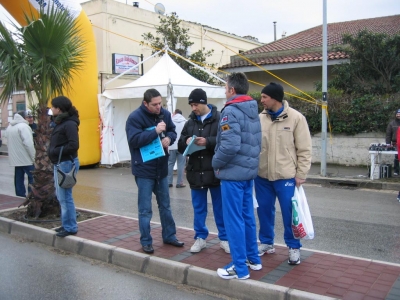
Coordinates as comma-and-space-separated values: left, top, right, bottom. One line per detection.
167, 109, 187, 188
255, 82, 312, 265
5, 111, 35, 197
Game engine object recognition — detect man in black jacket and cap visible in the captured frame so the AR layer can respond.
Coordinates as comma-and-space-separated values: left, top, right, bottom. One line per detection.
178, 88, 229, 254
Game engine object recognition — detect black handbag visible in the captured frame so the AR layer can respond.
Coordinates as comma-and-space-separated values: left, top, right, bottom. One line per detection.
56, 146, 77, 189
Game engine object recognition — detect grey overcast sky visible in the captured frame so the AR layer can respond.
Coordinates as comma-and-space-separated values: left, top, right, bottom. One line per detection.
1, 0, 399, 43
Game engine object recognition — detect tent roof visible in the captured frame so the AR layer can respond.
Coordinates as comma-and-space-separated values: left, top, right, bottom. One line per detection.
102, 53, 226, 100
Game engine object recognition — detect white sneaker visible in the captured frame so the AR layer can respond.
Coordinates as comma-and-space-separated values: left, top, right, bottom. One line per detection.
217, 264, 249, 280
258, 244, 275, 256
190, 238, 206, 253
220, 240, 230, 253
245, 259, 262, 271
288, 248, 301, 265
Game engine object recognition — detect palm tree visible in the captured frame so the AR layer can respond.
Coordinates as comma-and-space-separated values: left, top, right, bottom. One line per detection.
0, 5, 86, 218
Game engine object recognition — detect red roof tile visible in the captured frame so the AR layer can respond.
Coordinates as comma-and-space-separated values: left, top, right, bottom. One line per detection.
221, 15, 400, 69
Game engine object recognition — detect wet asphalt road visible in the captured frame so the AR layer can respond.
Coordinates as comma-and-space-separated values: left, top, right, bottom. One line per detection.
0, 232, 226, 300
1, 156, 399, 264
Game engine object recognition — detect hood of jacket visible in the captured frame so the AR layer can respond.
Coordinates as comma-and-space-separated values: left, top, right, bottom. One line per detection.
223, 95, 259, 120
10, 114, 29, 126
172, 113, 187, 124
62, 114, 80, 126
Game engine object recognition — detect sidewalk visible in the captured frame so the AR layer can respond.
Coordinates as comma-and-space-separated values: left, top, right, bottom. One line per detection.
1, 194, 400, 300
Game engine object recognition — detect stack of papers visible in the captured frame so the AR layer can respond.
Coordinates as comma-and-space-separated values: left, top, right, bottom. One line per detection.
183, 135, 206, 156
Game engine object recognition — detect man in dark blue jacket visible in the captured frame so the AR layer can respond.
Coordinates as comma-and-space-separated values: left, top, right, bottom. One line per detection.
212, 73, 262, 280
125, 88, 184, 254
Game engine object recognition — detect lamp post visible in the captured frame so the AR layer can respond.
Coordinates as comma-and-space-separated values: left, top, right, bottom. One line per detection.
321, 0, 328, 176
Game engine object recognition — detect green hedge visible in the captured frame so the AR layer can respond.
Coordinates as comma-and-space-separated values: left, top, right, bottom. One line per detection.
249, 91, 400, 135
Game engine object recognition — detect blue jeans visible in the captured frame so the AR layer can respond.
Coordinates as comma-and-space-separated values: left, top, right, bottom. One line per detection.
54, 158, 79, 233
254, 176, 301, 249
167, 150, 186, 185
191, 186, 227, 241
135, 176, 177, 246
14, 165, 34, 197
220, 180, 260, 278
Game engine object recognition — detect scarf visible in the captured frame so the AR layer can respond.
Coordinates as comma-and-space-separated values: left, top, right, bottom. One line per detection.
54, 112, 70, 124
267, 106, 284, 121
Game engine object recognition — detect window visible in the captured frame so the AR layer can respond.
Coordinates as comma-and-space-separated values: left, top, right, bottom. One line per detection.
16, 102, 26, 112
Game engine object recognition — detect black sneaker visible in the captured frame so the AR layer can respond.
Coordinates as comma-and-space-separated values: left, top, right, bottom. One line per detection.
54, 226, 64, 232
56, 229, 77, 238
142, 244, 154, 254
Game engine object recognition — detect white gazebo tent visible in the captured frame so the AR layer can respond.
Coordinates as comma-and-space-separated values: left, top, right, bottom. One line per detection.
98, 53, 226, 165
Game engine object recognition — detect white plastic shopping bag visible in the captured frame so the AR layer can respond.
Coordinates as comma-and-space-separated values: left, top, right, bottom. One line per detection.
291, 186, 314, 240
252, 180, 259, 208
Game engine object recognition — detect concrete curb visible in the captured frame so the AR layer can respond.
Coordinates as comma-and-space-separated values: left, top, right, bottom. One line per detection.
307, 176, 400, 190
0, 216, 338, 300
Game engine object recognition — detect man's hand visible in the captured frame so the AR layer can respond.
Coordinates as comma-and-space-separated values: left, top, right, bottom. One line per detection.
194, 137, 206, 146
295, 177, 306, 187
155, 121, 166, 134
161, 137, 170, 148
186, 137, 192, 145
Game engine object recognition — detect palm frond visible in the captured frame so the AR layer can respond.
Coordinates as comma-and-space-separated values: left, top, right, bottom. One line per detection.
0, 4, 87, 106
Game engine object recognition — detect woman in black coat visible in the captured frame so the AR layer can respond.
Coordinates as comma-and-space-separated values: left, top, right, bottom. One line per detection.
48, 96, 80, 237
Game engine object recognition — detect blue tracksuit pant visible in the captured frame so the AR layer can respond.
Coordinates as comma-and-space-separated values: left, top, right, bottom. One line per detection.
191, 186, 227, 241
220, 180, 260, 278
254, 176, 301, 249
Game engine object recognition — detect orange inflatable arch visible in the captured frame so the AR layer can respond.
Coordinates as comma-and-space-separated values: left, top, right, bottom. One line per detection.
0, 0, 100, 166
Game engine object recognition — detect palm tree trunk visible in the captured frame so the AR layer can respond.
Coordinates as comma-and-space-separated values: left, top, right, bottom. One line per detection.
24, 106, 60, 218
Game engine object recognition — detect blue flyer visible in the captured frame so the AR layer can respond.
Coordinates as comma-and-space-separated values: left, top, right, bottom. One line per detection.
140, 127, 165, 162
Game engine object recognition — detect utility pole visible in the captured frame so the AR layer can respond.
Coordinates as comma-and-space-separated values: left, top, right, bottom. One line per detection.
321, 0, 328, 176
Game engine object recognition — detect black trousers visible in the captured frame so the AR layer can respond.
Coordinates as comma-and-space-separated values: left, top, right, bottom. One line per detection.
394, 154, 399, 174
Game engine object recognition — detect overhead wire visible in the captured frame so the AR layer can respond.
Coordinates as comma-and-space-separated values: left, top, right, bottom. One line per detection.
92, 11, 332, 138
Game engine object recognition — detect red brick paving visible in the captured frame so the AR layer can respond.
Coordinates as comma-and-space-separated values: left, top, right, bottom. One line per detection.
0, 194, 24, 210
1, 195, 400, 300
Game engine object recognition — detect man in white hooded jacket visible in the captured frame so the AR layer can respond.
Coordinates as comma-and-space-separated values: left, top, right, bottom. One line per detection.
5, 111, 35, 197
167, 109, 187, 188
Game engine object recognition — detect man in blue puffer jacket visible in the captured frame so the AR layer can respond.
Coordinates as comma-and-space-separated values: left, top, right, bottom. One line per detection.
125, 88, 184, 254
212, 73, 262, 280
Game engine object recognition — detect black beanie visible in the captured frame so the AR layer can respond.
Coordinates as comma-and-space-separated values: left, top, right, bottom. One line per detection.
188, 88, 207, 104
261, 82, 284, 102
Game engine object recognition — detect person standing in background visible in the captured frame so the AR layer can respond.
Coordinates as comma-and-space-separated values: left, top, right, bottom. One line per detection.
212, 73, 262, 279
178, 88, 229, 254
25, 110, 37, 138
397, 126, 400, 201
168, 108, 187, 188
255, 82, 312, 265
5, 111, 35, 198
386, 109, 400, 175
